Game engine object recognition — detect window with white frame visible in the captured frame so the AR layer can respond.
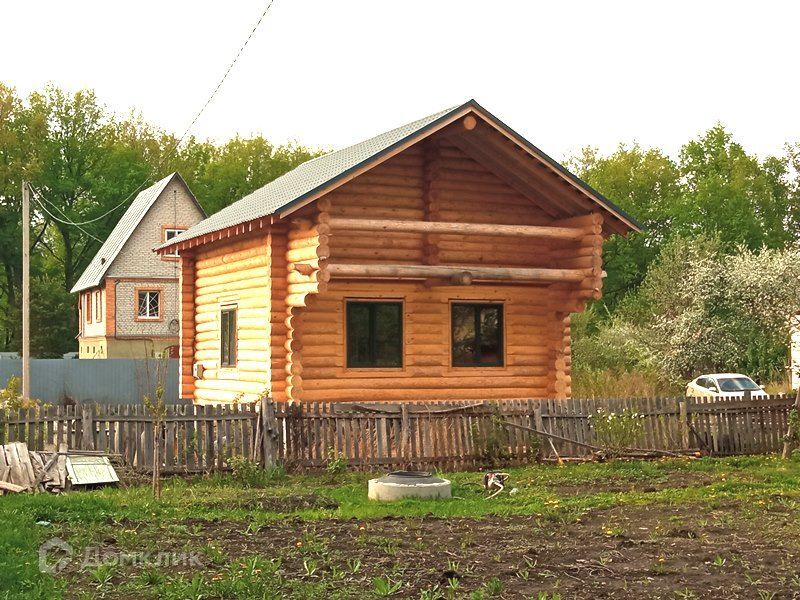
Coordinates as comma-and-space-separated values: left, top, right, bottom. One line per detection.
163, 228, 186, 257
137, 290, 160, 319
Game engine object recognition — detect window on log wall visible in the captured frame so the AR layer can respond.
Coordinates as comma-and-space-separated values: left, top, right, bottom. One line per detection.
451, 303, 504, 367
346, 301, 403, 368
220, 306, 237, 367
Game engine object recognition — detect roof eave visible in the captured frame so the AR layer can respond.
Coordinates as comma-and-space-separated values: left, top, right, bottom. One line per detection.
463, 101, 642, 234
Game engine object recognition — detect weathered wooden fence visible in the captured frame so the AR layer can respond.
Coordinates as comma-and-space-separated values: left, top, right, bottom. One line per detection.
0, 403, 265, 474
275, 395, 796, 469
0, 395, 795, 473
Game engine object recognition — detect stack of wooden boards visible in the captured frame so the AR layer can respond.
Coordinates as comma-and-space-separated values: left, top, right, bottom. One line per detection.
0, 442, 68, 494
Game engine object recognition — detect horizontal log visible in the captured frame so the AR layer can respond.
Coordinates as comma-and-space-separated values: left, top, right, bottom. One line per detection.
329, 217, 584, 240
288, 223, 330, 239
553, 213, 603, 229
194, 238, 267, 268
286, 244, 330, 263
327, 263, 586, 283
288, 234, 329, 250
331, 247, 422, 262
195, 254, 270, 278
331, 206, 425, 221
303, 375, 551, 390
195, 265, 270, 288
286, 293, 316, 308
287, 281, 328, 295
300, 387, 548, 402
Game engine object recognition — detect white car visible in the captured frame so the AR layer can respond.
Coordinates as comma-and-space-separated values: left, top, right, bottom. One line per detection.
686, 373, 768, 399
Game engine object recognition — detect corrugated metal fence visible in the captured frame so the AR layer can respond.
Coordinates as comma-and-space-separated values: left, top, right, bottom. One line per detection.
0, 359, 179, 405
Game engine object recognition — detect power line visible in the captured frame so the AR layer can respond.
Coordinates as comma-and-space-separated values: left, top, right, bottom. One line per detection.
28, 185, 104, 243
36, 0, 277, 227
172, 0, 275, 151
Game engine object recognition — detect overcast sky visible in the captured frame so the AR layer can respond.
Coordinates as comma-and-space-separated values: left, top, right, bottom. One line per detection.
4, 1, 798, 162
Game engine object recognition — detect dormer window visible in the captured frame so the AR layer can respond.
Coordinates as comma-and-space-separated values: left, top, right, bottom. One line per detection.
163, 228, 186, 257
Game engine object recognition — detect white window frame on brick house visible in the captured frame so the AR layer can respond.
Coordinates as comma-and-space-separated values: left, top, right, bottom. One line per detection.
135, 288, 162, 321
163, 227, 187, 258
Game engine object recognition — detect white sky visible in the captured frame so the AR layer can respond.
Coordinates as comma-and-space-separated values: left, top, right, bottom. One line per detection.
4, 1, 799, 162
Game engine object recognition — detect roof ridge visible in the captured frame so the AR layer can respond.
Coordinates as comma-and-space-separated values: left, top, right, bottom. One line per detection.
71, 173, 180, 293
156, 99, 640, 252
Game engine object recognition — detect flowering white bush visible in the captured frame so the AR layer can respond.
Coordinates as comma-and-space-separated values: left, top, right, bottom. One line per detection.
588, 408, 646, 454
574, 235, 800, 387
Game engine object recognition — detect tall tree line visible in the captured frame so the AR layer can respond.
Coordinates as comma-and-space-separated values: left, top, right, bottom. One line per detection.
0, 83, 320, 357
568, 126, 800, 392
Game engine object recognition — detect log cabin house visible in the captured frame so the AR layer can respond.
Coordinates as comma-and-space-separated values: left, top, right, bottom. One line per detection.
156, 100, 640, 404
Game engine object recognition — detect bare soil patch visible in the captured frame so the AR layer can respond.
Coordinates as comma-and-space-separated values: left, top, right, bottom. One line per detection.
547, 469, 716, 495
71, 500, 800, 599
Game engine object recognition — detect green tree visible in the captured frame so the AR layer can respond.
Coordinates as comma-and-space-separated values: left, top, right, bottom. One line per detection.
569, 144, 681, 309
177, 136, 322, 215
0, 82, 321, 356
677, 124, 796, 249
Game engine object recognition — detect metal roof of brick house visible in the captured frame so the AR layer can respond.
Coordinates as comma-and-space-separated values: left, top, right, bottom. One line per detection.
157, 100, 640, 251
71, 173, 202, 293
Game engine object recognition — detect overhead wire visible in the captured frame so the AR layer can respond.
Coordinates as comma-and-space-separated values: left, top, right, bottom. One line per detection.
28, 0, 277, 231
28, 185, 104, 243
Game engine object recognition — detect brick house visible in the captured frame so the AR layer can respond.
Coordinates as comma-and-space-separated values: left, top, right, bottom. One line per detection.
71, 173, 205, 358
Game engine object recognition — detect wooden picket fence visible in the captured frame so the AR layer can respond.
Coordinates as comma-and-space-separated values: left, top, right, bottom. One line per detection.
0, 394, 795, 473
275, 395, 795, 469
0, 403, 267, 474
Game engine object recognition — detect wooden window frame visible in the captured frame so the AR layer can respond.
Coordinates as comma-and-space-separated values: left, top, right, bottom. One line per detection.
161, 225, 188, 260
450, 301, 505, 368
134, 287, 164, 322
345, 299, 404, 370
94, 290, 102, 322
86, 292, 92, 324
220, 305, 238, 368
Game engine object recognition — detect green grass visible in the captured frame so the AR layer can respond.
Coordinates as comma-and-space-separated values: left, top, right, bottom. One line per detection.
3, 455, 800, 599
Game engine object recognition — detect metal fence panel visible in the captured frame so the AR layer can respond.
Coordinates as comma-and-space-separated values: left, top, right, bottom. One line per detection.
0, 359, 179, 405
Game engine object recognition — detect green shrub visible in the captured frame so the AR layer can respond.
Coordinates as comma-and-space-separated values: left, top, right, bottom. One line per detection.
0, 375, 41, 411
229, 456, 285, 488
325, 448, 348, 479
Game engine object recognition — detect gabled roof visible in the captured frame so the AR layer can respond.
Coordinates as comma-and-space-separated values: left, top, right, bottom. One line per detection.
71, 173, 203, 293
158, 100, 640, 252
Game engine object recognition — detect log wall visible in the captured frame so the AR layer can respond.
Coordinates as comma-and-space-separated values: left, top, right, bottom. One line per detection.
189, 234, 272, 404
288, 140, 593, 402
299, 282, 571, 401
179, 131, 603, 404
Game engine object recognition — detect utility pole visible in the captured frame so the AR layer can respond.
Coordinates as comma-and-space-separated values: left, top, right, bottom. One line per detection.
21, 181, 30, 400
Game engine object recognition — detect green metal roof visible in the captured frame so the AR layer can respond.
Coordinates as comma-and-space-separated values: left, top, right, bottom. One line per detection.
158, 100, 640, 251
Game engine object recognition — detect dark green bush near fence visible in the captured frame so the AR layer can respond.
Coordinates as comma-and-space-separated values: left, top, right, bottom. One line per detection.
472, 412, 539, 467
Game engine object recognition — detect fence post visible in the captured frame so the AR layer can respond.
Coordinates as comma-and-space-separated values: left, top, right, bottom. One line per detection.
81, 404, 95, 451
400, 403, 410, 460
260, 395, 278, 467
678, 399, 689, 450
533, 407, 545, 458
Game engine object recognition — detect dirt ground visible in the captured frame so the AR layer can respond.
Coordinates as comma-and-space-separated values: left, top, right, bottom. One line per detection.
76, 499, 800, 599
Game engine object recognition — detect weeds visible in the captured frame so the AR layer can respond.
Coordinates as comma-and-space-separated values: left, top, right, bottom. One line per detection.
325, 448, 348, 480
373, 576, 402, 597
229, 456, 285, 488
